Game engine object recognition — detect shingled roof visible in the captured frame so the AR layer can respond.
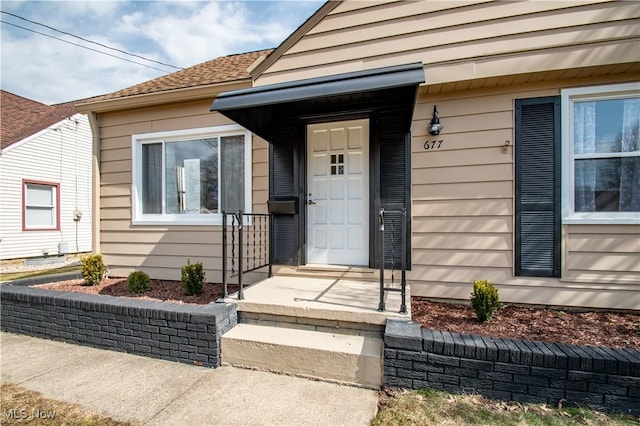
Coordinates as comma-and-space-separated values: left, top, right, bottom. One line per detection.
0, 90, 80, 150
86, 49, 273, 104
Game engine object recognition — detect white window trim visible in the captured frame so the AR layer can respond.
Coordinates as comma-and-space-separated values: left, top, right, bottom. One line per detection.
561, 82, 640, 225
131, 125, 252, 226
23, 180, 59, 230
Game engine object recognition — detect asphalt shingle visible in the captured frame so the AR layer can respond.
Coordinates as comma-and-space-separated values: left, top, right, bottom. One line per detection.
87, 49, 273, 103
0, 91, 79, 150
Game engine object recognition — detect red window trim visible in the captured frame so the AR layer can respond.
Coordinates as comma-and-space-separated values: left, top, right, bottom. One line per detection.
22, 179, 61, 231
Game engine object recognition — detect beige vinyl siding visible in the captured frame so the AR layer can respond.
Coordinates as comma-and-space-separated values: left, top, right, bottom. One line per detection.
408, 78, 640, 310
246, 0, 638, 309
566, 226, 640, 283
410, 84, 514, 296
98, 98, 268, 281
256, 0, 640, 86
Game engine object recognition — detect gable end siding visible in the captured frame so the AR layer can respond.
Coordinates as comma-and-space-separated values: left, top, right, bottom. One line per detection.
256, 1, 639, 86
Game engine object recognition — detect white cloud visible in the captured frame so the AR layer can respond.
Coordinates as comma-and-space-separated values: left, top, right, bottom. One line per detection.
54, 0, 122, 18
116, 1, 290, 67
1, 28, 162, 103
0, 0, 322, 104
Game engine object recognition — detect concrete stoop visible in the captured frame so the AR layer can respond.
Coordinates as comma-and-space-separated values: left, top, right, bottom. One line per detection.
220, 274, 409, 389
221, 323, 383, 389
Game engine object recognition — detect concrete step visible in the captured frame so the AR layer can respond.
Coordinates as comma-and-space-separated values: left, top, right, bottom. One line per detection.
272, 264, 378, 282
238, 311, 384, 338
273, 264, 408, 281
221, 323, 383, 389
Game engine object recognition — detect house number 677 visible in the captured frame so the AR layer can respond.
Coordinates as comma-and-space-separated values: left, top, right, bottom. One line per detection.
424, 140, 443, 150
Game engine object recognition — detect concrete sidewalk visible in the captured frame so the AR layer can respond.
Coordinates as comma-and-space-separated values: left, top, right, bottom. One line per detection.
0, 332, 378, 425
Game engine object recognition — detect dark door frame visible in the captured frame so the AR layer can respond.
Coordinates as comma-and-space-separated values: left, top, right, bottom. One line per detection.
276, 111, 410, 269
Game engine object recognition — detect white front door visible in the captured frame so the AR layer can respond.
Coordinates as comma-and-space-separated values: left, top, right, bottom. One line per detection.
307, 119, 369, 266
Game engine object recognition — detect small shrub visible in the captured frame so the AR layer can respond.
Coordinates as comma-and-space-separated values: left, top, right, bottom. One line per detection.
181, 259, 205, 296
470, 279, 500, 322
127, 270, 151, 294
80, 254, 105, 286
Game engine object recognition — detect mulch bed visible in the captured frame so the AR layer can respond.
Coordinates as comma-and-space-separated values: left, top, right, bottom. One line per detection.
412, 297, 640, 349
33, 278, 639, 349
36, 278, 237, 306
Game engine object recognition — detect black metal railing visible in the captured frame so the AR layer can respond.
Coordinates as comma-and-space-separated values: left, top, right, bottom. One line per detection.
222, 211, 272, 300
378, 208, 408, 313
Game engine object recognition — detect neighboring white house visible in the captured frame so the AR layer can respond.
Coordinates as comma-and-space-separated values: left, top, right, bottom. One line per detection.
0, 90, 92, 260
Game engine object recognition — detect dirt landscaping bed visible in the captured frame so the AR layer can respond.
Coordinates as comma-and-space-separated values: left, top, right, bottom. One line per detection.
412, 297, 640, 350
35, 277, 237, 306
33, 278, 639, 349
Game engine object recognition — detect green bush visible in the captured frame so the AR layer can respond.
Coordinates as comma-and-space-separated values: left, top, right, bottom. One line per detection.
470, 279, 500, 322
80, 254, 105, 286
181, 259, 205, 296
127, 270, 151, 294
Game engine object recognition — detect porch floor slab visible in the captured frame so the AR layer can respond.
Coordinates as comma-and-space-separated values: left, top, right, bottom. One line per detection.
228, 275, 410, 326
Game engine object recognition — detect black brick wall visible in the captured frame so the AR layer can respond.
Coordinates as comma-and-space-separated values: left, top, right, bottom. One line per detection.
1, 283, 237, 368
384, 319, 640, 415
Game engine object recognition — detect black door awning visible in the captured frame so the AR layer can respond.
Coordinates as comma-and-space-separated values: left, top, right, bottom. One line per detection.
210, 62, 425, 140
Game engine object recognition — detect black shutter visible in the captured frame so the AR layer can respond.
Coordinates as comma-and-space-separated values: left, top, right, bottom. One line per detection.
269, 129, 298, 265
272, 140, 294, 197
515, 97, 561, 277
378, 116, 411, 268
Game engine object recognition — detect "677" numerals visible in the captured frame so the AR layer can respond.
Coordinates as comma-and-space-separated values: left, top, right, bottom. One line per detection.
424, 140, 443, 150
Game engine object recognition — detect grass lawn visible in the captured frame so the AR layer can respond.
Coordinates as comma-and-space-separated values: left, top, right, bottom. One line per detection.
2, 379, 638, 426
373, 388, 639, 426
1, 383, 134, 425
0, 265, 81, 282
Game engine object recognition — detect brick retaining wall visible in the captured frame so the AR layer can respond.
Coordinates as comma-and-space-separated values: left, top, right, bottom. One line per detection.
1, 281, 237, 368
384, 319, 640, 415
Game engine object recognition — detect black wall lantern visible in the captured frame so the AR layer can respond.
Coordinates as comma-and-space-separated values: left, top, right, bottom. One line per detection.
428, 105, 444, 136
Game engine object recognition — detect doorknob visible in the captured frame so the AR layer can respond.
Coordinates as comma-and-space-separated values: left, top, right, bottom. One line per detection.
307, 199, 316, 205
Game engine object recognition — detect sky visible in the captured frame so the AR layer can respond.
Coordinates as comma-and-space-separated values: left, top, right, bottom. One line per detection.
0, 0, 324, 105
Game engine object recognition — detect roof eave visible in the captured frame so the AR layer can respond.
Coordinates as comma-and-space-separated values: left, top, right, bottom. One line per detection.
76, 79, 252, 114
1, 111, 83, 154
213, 62, 426, 111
